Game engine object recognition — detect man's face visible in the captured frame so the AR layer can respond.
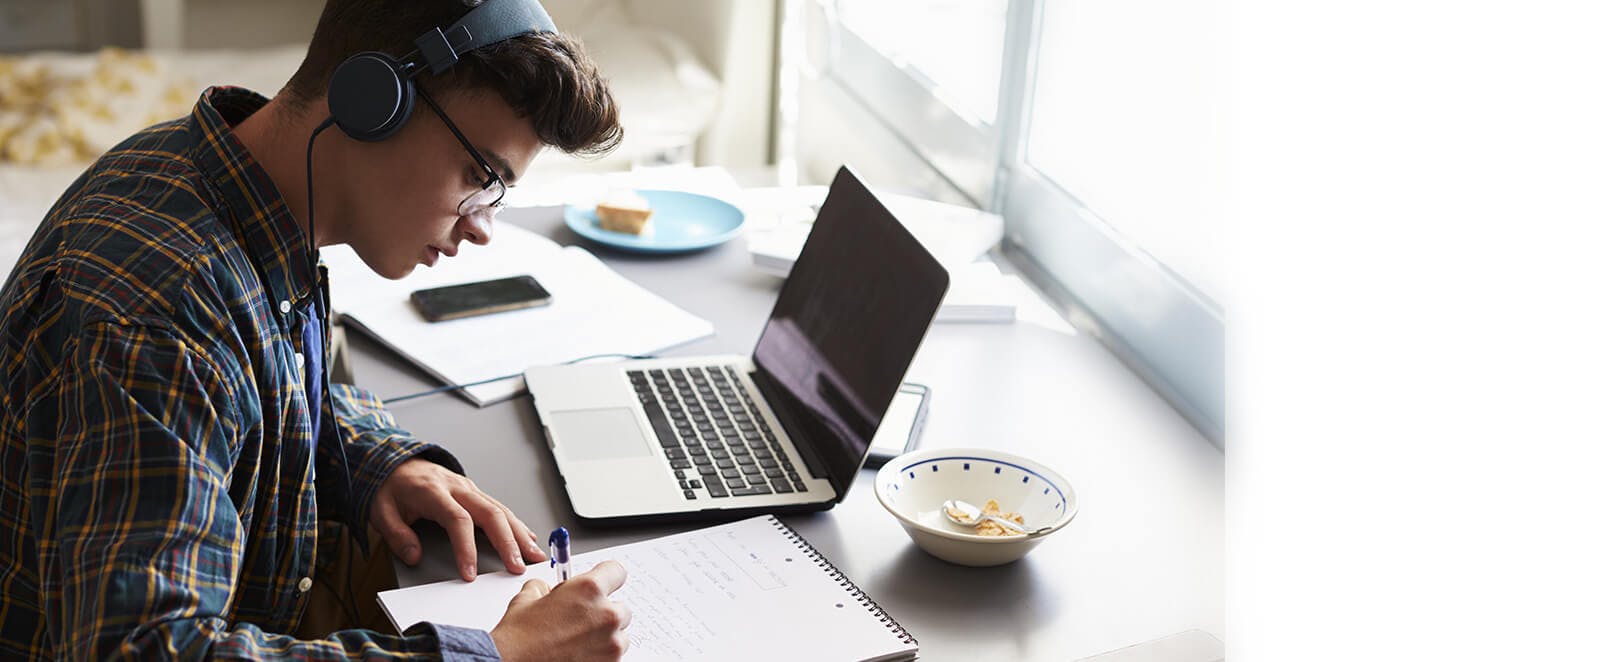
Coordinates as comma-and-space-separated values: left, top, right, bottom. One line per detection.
339, 89, 542, 279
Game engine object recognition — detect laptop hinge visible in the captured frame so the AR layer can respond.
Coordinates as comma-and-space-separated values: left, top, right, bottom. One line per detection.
749, 368, 844, 495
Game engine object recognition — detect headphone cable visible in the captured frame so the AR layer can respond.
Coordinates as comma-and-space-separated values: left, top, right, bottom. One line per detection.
303, 115, 370, 630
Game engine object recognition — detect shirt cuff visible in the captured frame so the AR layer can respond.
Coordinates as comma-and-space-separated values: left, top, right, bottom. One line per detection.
405, 622, 501, 661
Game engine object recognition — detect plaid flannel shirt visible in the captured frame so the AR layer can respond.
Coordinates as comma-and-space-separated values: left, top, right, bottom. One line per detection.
0, 87, 498, 660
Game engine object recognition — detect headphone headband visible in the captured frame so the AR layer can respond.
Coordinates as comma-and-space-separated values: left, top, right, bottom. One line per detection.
328, 0, 557, 142
415, 0, 557, 74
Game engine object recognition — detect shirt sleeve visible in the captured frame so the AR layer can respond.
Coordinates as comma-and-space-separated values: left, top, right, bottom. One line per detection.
320, 382, 467, 539
35, 320, 454, 659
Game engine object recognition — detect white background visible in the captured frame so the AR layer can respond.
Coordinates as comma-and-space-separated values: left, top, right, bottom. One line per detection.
1230, 0, 1600, 658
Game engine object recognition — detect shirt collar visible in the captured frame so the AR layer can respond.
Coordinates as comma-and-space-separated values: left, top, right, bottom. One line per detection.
189, 86, 319, 309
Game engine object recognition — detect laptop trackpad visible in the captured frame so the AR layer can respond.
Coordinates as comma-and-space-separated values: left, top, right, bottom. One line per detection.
550, 408, 653, 461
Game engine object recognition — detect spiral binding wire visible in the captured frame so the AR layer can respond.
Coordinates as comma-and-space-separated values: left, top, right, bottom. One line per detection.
766, 516, 918, 647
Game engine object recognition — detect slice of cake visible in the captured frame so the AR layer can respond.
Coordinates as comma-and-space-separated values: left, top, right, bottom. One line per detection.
595, 190, 654, 235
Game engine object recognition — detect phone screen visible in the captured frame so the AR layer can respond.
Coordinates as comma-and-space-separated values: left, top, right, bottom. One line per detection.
411, 275, 552, 322
865, 384, 930, 467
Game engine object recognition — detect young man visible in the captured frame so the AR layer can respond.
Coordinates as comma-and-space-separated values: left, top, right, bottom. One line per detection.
0, 0, 631, 659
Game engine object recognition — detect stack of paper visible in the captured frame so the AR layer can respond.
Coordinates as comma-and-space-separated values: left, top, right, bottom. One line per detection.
739, 186, 1005, 278
323, 225, 714, 406
937, 262, 1026, 323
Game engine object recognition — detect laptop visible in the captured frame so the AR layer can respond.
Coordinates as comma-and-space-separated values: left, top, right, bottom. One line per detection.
524, 166, 950, 524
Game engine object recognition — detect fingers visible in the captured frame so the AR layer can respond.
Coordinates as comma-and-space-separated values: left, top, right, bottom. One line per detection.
460, 492, 525, 575
372, 498, 422, 565
613, 600, 633, 630
518, 578, 551, 601
485, 495, 546, 564
509, 511, 547, 564
436, 501, 480, 581
577, 560, 628, 596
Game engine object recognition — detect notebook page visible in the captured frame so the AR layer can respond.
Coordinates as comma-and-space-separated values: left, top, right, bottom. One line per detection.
379, 516, 915, 662
322, 225, 713, 406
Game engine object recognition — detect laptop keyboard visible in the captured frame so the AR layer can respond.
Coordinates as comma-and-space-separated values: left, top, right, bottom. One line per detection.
630, 366, 809, 500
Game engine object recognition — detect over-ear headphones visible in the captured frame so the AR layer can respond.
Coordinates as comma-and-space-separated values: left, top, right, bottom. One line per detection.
326, 0, 557, 142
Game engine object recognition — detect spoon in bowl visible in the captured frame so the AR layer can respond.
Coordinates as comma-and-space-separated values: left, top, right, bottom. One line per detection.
941, 499, 1043, 536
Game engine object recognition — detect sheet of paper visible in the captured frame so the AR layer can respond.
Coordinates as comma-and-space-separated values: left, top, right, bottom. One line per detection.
741, 186, 1004, 277
379, 517, 916, 662
323, 225, 714, 405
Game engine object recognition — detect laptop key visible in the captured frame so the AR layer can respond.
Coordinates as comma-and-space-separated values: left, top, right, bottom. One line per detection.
641, 402, 678, 449
670, 459, 691, 470
764, 466, 784, 477
683, 490, 697, 500
689, 479, 702, 489
707, 484, 729, 498
793, 481, 808, 492
731, 485, 773, 497
697, 465, 719, 476
664, 448, 686, 459
725, 478, 747, 490
721, 468, 741, 479
771, 478, 793, 493
679, 479, 692, 490
740, 464, 761, 475
747, 473, 767, 485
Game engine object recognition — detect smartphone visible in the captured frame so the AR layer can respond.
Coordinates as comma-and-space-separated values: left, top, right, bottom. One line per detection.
410, 275, 552, 322
864, 383, 931, 468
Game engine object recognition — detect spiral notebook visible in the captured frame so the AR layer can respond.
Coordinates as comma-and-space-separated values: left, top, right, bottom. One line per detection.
377, 516, 917, 661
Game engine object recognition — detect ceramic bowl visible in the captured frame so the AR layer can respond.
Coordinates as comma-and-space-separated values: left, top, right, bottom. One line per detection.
874, 447, 1077, 567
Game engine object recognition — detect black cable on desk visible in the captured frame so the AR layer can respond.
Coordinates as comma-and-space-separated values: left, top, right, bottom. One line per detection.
383, 353, 657, 404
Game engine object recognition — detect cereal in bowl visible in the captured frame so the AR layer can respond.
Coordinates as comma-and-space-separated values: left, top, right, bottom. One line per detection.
974, 499, 1025, 537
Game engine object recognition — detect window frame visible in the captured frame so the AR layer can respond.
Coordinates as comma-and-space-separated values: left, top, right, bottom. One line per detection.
793, 0, 1225, 444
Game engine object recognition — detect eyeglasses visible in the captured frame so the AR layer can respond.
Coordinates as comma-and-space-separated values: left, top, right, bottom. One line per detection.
415, 86, 507, 218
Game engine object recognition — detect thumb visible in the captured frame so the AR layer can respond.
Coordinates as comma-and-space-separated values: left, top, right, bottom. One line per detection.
373, 499, 422, 565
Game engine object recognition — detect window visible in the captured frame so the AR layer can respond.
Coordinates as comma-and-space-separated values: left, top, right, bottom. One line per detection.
836, 0, 1010, 126
787, 0, 1225, 442
1026, 0, 1224, 299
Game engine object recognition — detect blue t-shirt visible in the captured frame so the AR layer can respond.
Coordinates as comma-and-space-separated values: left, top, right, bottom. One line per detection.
302, 299, 326, 454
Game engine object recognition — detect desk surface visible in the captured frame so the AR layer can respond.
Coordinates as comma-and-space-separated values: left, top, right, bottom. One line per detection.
355, 207, 1223, 661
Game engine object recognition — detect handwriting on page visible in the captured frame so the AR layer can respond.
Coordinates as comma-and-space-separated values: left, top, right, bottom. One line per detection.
587, 530, 789, 661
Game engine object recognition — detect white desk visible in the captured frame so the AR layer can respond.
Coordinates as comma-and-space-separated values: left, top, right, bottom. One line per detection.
359, 207, 1224, 660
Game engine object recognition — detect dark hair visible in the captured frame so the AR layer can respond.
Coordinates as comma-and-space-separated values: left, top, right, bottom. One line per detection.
283, 0, 622, 156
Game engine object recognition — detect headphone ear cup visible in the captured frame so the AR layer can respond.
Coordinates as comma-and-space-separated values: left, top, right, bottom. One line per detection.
327, 52, 416, 142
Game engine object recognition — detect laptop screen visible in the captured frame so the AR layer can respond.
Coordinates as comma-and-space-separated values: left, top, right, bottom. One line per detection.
751, 167, 950, 490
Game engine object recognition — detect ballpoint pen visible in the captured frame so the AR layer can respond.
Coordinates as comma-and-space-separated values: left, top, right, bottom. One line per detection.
548, 527, 571, 583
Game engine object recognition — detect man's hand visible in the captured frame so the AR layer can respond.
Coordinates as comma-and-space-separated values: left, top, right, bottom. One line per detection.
491, 561, 631, 662
372, 459, 548, 580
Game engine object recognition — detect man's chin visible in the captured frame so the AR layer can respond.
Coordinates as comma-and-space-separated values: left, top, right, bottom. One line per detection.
384, 262, 420, 280
352, 250, 417, 280
345, 246, 419, 279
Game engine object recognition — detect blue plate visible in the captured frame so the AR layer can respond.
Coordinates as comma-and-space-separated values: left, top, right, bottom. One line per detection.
563, 190, 745, 254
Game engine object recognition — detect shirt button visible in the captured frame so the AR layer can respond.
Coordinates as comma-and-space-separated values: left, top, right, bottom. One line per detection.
298, 576, 313, 593
295, 352, 305, 369
279, 300, 292, 315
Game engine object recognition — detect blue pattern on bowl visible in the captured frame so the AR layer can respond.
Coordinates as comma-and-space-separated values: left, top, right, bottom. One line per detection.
880, 455, 1070, 515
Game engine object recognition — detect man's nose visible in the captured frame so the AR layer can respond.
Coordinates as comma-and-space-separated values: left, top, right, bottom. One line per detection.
457, 211, 494, 246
